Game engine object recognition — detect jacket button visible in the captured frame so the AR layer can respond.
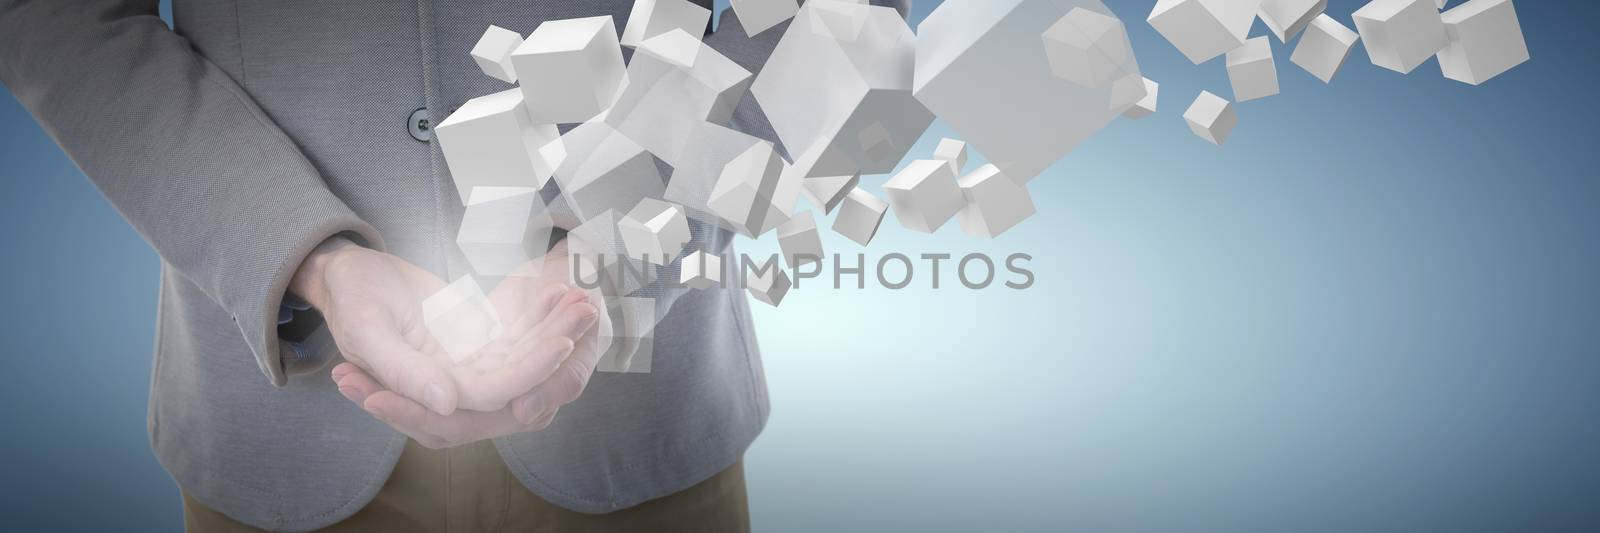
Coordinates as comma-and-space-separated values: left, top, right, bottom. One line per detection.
408, 108, 432, 142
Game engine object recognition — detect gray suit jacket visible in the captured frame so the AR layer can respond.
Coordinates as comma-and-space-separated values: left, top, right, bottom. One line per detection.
0, 0, 907, 530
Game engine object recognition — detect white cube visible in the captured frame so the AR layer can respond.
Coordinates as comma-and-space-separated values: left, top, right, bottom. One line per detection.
743, 258, 792, 307
512, 16, 628, 124
777, 211, 825, 270
708, 141, 799, 237
958, 164, 1036, 238
1042, 7, 1131, 89
883, 159, 964, 234
1258, 0, 1327, 42
1226, 36, 1280, 102
752, 2, 932, 179
932, 138, 970, 175
457, 186, 548, 277
1437, 0, 1528, 85
730, 0, 800, 36
1122, 77, 1159, 118
607, 29, 752, 167
800, 174, 860, 215
471, 25, 523, 83
550, 122, 667, 222
831, 187, 888, 246
679, 250, 723, 290
422, 276, 504, 364
1291, 14, 1360, 83
1147, 0, 1260, 65
916, 0, 1143, 183
435, 89, 563, 205
1184, 91, 1238, 145
621, 0, 711, 48
1353, 0, 1447, 74
618, 198, 692, 266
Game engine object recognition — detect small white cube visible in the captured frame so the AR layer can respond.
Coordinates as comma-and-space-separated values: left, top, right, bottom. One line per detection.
1147, 0, 1260, 65
744, 259, 792, 307
1258, 0, 1327, 42
1042, 7, 1131, 89
618, 198, 692, 266
1291, 14, 1360, 83
831, 187, 888, 246
730, 0, 800, 36
1353, 0, 1447, 74
435, 89, 563, 205
1122, 77, 1159, 118
777, 211, 825, 270
680, 250, 723, 290
457, 187, 547, 277
958, 164, 1036, 238
1184, 91, 1238, 145
932, 138, 969, 175
471, 25, 524, 83
512, 16, 628, 124
422, 277, 504, 364
621, 0, 711, 48
882, 159, 964, 234
708, 141, 798, 237
1437, 0, 1528, 85
800, 174, 860, 215
1226, 36, 1280, 102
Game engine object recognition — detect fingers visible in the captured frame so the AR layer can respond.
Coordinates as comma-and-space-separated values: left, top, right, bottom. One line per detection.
332, 363, 383, 405
451, 336, 576, 412
350, 326, 459, 416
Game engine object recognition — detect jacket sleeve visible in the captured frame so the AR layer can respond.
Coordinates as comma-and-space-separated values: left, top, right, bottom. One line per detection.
0, 0, 385, 386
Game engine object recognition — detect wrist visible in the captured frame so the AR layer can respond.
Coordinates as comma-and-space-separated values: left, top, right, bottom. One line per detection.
290, 236, 362, 311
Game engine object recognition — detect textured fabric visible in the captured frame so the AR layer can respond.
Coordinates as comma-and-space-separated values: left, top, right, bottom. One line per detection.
182, 440, 750, 533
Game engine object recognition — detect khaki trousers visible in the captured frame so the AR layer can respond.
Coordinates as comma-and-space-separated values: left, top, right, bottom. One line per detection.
183, 439, 750, 533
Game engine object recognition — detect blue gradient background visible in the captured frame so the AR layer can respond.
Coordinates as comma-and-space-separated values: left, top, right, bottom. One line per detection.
3, 0, 1598, 531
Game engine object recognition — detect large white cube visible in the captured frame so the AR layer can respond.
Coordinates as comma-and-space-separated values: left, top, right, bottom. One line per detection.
618, 198, 692, 266
743, 258, 792, 307
800, 173, 860, 215
1437, 0, 1528, 85
1258, 0, 1327, 42
550, 122, 667, 222
707, 141, 799, 237
1291, 14, 1360, 83
435, 89, 563, 205
831, 187, 888, 246
512, 16, 628, 124
730, 0, 800, 36
883, 159, 964, 234
1123, 77, 1159, 118
1042, 7, 1132, 89
1184, 91, 1238, 145
1147, 0, 1260, 65
606, 29, 752, 167
1353, 0, 1447, 74
456, 186, 547, 277
471, 25, 523, 83
957, 164, 1036, 238
422, 276, 504, 364
1226, 36, 1280, 102
916, 0, 1143, 183
621, 0, 711, 48
680, 250, 723, 290
777, 211, 825, 270
752, 1, 932, 179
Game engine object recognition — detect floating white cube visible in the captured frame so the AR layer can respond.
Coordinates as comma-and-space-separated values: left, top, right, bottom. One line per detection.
730, 0, 800, 36
800, 174, 860, 215
752, 1, 932, 179
513, 16, 628, 124
618, 198, 692, 266
708, 141, 800, 237
1042, 7, 1131, 89
1184, 91, 1238, 145
916, 0, 1143, 183
777, 211, 825, 270
607, 29, 752, 167
1353, 0, 1447, 74
680, 250, 723, 289
1258, 0, 1327, 42
1122, 77, 1159, 118
1291, 14, 1360, 82
457, 187, 546, 277
435, 89, 563, 205
621, 0, 711, 48
932, 138, 970, 175
1437, 0, 1528, 85
958, 164, 1036, 238
422, 276, 504, 364
1226, 36, 1280, 102
471, 25, 524, 83
831, 187, 888, 246
744, 258, 792, 307
1147, 0, 1260, 65
883, 159, 964, 234
549, 122, 667, 223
